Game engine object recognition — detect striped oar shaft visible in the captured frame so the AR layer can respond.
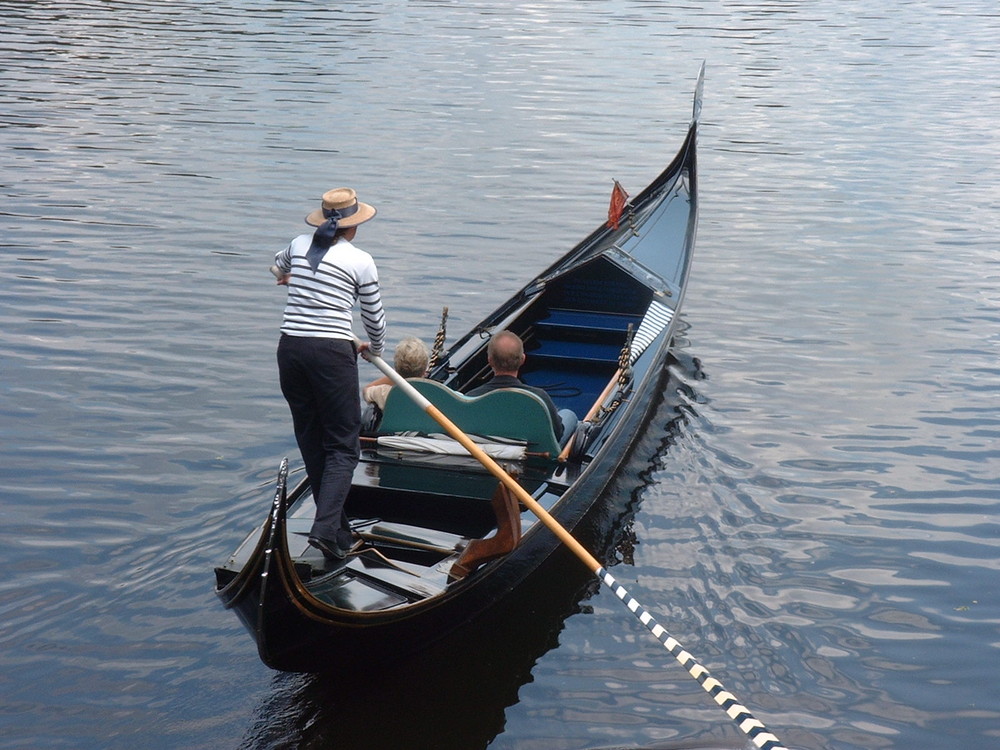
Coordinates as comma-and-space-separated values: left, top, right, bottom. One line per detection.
598, 566, 787, 750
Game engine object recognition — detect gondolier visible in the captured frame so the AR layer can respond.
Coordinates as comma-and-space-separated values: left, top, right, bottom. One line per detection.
273, 187, 386, 561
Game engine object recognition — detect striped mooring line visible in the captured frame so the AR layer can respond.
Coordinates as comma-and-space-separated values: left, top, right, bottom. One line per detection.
598, 567, 788, 750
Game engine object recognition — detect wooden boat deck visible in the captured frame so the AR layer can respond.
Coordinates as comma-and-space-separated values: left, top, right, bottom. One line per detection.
218, 454, 573, 612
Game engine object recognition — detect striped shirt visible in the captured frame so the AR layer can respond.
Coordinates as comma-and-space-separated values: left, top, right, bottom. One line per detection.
274, 234, 386, 355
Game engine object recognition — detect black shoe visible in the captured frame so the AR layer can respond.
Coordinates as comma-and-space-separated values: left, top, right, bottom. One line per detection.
308, 535, 349, 561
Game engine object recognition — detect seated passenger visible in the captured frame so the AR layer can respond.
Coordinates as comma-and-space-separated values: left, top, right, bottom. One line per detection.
466, 330, 577, 441
363, 337, 430, 410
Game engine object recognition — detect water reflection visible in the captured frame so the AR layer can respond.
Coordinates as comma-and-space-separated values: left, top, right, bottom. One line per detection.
242, 547, 594, 750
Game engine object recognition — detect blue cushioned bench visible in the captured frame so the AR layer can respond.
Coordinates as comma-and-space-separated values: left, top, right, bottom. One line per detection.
531, 308, 640, 365
536, 308, 642, 334
380, 379, 561, 457
528, 339, 623, 363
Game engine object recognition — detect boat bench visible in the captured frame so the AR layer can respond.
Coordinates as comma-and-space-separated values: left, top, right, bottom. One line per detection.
380, 378, 561, 457
537, 308, 643, 335
530, 308, 642, 364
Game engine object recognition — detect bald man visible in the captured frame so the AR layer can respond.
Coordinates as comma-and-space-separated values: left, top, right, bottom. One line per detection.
467, 330, 576, 441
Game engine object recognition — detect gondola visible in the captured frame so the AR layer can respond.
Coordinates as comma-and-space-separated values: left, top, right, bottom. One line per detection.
215, 67, 703, 673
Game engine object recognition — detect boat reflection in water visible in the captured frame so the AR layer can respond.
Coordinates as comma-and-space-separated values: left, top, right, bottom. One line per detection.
241, 542, 595, 748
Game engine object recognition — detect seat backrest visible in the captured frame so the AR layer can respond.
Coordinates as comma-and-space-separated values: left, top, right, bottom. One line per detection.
380, 378, 561, 456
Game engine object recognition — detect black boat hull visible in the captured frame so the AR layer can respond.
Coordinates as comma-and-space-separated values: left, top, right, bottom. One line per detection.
216, 68, 702, 672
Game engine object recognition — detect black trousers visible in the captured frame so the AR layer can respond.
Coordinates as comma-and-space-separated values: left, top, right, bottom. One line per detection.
277, 334, 359, 547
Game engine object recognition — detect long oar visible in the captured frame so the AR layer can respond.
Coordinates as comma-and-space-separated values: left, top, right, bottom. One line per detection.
358, 340, 788, 750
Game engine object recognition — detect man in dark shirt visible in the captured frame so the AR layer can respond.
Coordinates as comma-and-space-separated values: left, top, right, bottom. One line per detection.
466, 330, 575, 441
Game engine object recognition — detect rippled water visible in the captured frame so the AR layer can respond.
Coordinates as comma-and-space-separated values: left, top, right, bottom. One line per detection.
2, 2, 998, 749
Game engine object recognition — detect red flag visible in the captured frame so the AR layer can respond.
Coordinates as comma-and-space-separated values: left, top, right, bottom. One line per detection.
607, 180, 629, 230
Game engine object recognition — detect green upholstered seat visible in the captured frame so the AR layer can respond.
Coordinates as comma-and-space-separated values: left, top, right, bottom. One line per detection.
380, 378, 561, 457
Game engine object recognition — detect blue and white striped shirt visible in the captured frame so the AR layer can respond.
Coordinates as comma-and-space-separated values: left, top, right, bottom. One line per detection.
274, 234, 386, 355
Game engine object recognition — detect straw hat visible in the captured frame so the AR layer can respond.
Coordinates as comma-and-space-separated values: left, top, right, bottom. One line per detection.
305, 187, 377, 227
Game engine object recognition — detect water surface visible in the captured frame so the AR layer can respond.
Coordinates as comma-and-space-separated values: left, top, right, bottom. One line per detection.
2, 2, 998, 748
